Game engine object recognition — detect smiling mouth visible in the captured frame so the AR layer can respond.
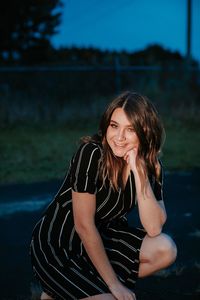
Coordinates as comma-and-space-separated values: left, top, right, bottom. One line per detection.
114, 142, 125, 147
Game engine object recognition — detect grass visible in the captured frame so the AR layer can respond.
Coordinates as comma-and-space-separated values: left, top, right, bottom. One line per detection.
0, 117, 200, 185
162, 117, 200, 170
0, 120, 98, 185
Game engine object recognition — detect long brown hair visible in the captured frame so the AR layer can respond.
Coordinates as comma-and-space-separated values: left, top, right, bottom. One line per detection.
82, 91, 165, 191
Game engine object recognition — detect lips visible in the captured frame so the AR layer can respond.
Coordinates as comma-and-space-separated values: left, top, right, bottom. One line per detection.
114, 142, 125, 148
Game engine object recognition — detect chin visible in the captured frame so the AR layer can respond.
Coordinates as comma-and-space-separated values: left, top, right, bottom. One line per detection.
112, 149, 126, 158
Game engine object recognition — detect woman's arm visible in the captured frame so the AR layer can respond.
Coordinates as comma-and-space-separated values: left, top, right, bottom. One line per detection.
125, 149, 167, 237
72, 191, 136, 299
72, 190, 118, 287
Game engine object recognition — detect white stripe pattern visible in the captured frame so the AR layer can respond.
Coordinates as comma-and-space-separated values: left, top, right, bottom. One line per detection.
97, 185, 112, 212
84, 148, 98, 190
105, 247, 135, 263
101, 188, 122, 219
108, 228, 143, 240
71, 268, 105, 293
30, 142, 148, 298
47, 203, 63, 267
59, 210, 70, 248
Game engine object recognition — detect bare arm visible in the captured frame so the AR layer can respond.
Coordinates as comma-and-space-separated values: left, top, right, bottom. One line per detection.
134, 170, 167, 236
72, 191, 136, 299
72, 190, 118, 287
125, 149, 167, 237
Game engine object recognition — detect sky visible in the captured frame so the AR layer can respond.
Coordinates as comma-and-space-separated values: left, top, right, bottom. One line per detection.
51, 0, 200, 63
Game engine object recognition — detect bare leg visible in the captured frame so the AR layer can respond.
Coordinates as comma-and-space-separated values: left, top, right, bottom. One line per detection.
40, 291, 54, 299
80, 294, 115, 300
138, 233, 177, 278
80, 292, 136, 300
41, 291, 115, 300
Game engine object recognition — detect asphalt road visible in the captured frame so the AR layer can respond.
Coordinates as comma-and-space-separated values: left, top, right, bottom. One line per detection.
0, 170, 199, 300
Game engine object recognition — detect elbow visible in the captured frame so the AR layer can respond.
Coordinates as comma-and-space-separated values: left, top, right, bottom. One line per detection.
161, 211, 167, 226
147, 227, 162, 237
146, 225, 162, 237
143, 213, 167, 237
144, 211, 167, 237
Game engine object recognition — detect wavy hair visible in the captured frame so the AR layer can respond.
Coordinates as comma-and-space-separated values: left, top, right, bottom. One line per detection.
82, 91, 165, 191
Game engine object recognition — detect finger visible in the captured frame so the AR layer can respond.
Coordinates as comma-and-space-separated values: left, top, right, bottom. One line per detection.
123, 154, 128, 160
123, 154, 129, 163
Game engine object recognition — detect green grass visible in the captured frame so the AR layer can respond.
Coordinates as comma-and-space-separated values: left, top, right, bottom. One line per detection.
0, 121, 98, 185
0, 118, 200, 185
162, 118, 200, 170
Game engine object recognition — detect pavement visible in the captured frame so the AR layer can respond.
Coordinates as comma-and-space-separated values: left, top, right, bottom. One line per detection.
0, 170, 199, 300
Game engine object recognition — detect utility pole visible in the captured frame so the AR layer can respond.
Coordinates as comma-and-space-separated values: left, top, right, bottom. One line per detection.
186, 0, 192, 63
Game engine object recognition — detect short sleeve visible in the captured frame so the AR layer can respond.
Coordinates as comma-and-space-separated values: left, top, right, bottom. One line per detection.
151, 161, 164, 201
70, 142, 102, 194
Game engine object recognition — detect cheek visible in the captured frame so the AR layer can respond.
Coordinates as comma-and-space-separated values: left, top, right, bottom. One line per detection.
105, 130, 109, 141
134, 136, 139, 144
135, 139, 140, 147
129, 135, 139, 147
106, 128, 113, 140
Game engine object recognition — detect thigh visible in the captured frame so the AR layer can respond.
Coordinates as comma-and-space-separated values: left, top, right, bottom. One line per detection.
80, 294, 115, 300
31, 237, 110, 299
139, 232, 176, 262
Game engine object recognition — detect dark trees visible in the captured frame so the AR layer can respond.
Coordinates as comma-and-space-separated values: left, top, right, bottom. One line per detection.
0, 0, 63, 63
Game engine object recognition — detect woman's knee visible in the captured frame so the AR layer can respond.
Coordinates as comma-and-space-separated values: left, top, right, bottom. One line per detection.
80, 294, 115, 300
41, 291, 54, 299
140, 232, 177, 266
157, 233, 177, 265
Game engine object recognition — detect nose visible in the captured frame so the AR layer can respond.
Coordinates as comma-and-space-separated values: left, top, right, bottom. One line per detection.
117, 129, 125, 141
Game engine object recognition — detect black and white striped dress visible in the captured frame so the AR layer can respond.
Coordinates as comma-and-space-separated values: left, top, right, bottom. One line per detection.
30, 142, 163, 299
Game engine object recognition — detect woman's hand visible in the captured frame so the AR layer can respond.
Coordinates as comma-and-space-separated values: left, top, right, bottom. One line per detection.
124, 148, 147, 178
109, 281, 136, 300
123, 148, 138, 173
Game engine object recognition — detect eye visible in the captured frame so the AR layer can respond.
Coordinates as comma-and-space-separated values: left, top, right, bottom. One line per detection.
110, 123, 117, 128
127, 127, 135, 132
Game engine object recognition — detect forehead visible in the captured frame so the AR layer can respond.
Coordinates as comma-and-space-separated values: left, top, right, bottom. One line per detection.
111, 108, 132, 126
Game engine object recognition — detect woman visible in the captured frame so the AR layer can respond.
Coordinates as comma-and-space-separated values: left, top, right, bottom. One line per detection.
30, 91, 177, 300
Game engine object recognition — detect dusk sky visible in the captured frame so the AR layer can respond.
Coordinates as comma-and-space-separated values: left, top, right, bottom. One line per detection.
51, 0, 200, 63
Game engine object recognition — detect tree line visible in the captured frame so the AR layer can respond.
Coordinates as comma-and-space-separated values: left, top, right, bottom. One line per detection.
0, 0, 199, 68
0, 0, 62, 64
0, 0, 199, 127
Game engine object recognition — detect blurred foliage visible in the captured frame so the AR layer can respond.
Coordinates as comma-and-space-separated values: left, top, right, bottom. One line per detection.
0, 45, 199, 126
0, 44, 199, 120
0, 63, 199, 125
0, 0, 63, 64
49, 44, 197, 67
0, 44, 199, 183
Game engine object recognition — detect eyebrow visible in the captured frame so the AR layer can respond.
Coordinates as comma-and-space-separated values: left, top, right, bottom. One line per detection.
110, 120, 133, 128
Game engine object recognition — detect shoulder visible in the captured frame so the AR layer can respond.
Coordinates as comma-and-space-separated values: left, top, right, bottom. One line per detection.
154, 159, 164, 185
70, 142, 102, 193
79, 141, 102, 151
78, 141, 102, 154
70, 142, 102, 185
149, 159, 164, 185
155, 158, 163, 173
73, 142, 102, 163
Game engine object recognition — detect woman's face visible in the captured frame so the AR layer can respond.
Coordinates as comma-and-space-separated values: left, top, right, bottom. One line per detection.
106, 107, 139, 157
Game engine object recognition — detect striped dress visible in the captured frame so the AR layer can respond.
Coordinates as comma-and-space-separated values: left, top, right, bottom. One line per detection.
30, 142, 163, 299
